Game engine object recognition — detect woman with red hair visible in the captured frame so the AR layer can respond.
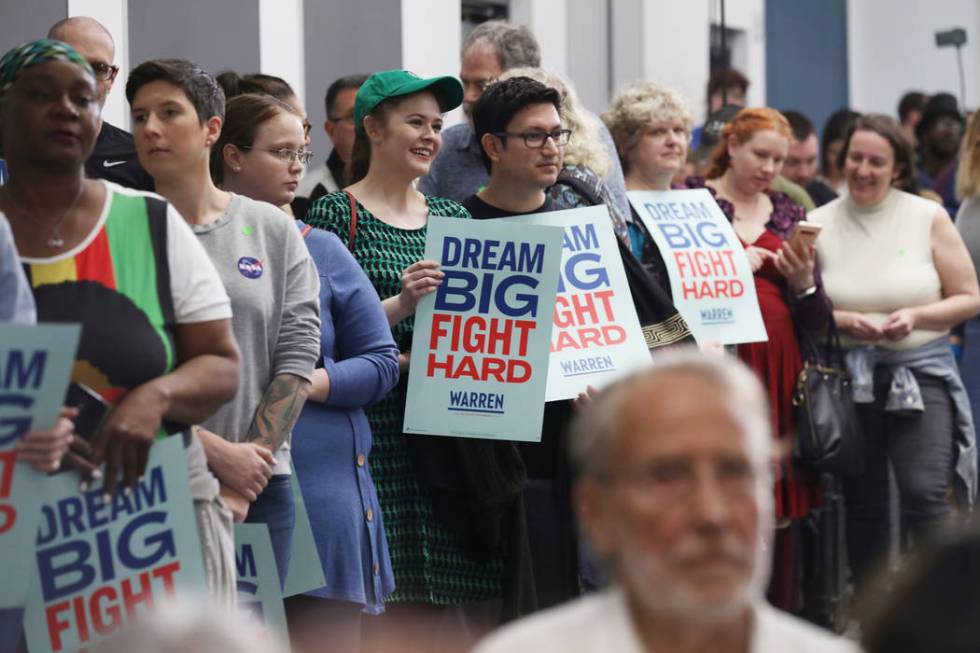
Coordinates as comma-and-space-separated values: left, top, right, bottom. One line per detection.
687, 107, 832, 612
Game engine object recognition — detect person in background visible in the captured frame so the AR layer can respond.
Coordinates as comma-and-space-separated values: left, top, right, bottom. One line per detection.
811, 114, 980, 593
916, 93, 965, 217
603, 81, 695, 290
0, 39, 240, 618
782, 110, 838, 207
821, 109, 860, 193
212, 91, 400, 649
689, 68, 749, 153
0, 215, 35, 323
897, 91, 927, 149
692, 107, 831, 613
306, 70, 518, 650
128, 59, 321, 587
419, 20, 631, 223
955, 110, 980, 465
291, 74, 367, 218
502, 67, 694, 352
47, 16, 155, 191
476, 353, 859, 653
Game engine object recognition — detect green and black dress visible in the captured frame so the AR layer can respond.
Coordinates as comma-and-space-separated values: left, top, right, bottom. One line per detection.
306, 191, 503, 605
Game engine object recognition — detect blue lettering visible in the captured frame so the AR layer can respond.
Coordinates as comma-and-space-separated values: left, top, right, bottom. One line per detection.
0, 393, 33, 446
558, 253, 610, 292
563, 224, 599, 252
441, 236, 462, 266
1, 351, 47, 390
496, 274, 539, 317
37, 540, 95, 602
237, 544, 257, 578
117, 511, 175, 570
434, 270, 478, 311
136, 466, 167, 508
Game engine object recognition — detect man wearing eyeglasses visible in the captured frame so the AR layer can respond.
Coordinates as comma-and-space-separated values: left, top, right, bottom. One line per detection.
461, 77, 568, 220
48, 16, 155, 191
476, 353, 859, 653
291, 74, 367, 219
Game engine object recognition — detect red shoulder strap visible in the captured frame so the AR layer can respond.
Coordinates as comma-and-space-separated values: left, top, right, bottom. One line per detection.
344, 190, 358, 251
299, 224, 313, 239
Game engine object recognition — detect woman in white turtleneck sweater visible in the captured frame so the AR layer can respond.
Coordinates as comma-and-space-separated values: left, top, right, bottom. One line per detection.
810, 114, 980, 592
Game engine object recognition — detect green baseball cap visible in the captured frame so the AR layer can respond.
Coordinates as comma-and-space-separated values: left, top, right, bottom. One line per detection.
354, 69, 464, 132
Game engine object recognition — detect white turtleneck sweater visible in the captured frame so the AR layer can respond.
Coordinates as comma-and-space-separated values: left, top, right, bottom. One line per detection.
811, 188, 944, 350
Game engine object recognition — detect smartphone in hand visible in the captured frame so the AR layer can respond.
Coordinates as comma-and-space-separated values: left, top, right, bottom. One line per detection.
789, 221, 822, 253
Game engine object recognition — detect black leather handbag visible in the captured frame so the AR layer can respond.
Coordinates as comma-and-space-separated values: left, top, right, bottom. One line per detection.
792, 319, 863, 476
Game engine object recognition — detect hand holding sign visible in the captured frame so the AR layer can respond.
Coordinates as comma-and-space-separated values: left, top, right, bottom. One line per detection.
92, 381, 166, 495
398, 260, 445, 312
15, 406, 76, 473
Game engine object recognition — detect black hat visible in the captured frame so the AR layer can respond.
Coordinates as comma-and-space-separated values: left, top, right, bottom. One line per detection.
695, 104, 741, 161
916, 92, 963, 139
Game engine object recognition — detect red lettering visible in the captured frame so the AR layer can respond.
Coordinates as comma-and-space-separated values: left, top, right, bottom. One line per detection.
0, 450, 15, 497
90, 586, 121, 635
121, 571, 155, 619
429, 313, 453, 350
151, 561, 181, 595
45, 600, 72, 652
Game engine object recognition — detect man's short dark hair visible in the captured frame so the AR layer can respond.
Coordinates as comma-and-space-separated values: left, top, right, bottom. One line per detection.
471, 76, 561, 173
707, 68, 749, 98
126, 59, 225, 123
325, 74, 368, 118
897, 91, 927, 123
782, 110, 815, 143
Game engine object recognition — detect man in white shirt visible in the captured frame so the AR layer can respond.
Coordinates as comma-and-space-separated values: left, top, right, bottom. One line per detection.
476, 352, 860, 653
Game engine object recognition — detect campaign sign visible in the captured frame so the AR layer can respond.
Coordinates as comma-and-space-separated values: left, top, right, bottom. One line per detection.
22, 436, 206, 653
282, 467, 326, 597
629, 189, 768, 345
234, 523, 287, 641
0, 323, 80, 609
506, 206, 651, 401
403, 216, 564, 441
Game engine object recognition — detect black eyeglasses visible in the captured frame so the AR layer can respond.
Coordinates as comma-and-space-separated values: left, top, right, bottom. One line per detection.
493, 128, 572, 148
240, 146, 313, 165
88, 62, 119, 82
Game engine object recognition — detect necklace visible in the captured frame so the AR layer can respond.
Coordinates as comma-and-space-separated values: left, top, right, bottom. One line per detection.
1, 183, 86, 249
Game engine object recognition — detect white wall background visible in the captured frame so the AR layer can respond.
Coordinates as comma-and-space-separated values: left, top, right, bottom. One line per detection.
402, 0, 464, 126
68, 0, 129, 129
848, 0, 980, 113
259, 0, 305, 109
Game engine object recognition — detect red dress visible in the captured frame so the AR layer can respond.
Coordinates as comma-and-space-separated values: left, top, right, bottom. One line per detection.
737, 229, 821, 520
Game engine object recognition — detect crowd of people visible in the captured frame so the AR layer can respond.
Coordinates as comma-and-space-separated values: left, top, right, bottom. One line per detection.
3, 13, 980, 653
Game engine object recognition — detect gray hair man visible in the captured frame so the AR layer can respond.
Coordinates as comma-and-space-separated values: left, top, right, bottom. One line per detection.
419, 20, 630, 221
48, 16, 154, 190
476, 352, 859, 653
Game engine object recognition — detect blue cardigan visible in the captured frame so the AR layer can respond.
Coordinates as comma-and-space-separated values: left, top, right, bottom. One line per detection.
292, 222, 399, 612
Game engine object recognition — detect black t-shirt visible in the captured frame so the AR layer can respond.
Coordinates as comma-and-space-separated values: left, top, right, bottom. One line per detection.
85, 121, 155, 192
806, 179, 838, 208
460, 193, 559, 219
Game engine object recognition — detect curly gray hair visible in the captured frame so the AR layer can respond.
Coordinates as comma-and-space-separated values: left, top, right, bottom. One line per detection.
602, 81, 694, 174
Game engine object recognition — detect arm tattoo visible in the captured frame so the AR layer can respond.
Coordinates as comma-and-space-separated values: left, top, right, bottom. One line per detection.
245, 374, 310, 453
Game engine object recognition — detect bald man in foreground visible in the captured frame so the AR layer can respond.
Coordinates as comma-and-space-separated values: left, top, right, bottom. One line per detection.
476, 352, 859, 653
48, 16, 154, 190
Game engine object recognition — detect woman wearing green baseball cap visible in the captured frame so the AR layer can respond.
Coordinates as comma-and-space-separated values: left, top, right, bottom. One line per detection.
305, 70, 525, 641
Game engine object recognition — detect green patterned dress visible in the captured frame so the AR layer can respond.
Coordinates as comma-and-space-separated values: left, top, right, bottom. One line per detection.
305, 191, 503, 605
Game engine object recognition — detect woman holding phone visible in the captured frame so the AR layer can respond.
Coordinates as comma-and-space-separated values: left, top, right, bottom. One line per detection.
692, 107, 832, 611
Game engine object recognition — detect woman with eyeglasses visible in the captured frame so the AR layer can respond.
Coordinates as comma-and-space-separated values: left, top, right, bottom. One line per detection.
213, 92, 400, 645
129, 59, 321, 587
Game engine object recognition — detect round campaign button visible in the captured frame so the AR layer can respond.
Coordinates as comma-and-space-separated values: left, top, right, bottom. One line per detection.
237, 256, 263, 279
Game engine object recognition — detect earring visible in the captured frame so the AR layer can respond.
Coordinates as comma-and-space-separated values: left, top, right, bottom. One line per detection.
234, 166, 241, 172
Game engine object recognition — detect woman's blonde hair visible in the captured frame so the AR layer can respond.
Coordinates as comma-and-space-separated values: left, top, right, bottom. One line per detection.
956, 110, 980, 200
602, 81, 694, 175
499, 66, 611, 177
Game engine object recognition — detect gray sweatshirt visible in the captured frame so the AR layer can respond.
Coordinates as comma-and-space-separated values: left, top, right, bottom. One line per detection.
193, 193, 321, 474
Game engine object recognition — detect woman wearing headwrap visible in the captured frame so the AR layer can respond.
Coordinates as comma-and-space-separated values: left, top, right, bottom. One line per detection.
0, 39, 241, 610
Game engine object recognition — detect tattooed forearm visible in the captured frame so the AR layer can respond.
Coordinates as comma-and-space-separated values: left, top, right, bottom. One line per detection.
245, 374, 311, 453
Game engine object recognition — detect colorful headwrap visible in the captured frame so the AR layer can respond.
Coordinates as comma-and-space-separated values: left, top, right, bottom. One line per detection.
0, 38, 94, 102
